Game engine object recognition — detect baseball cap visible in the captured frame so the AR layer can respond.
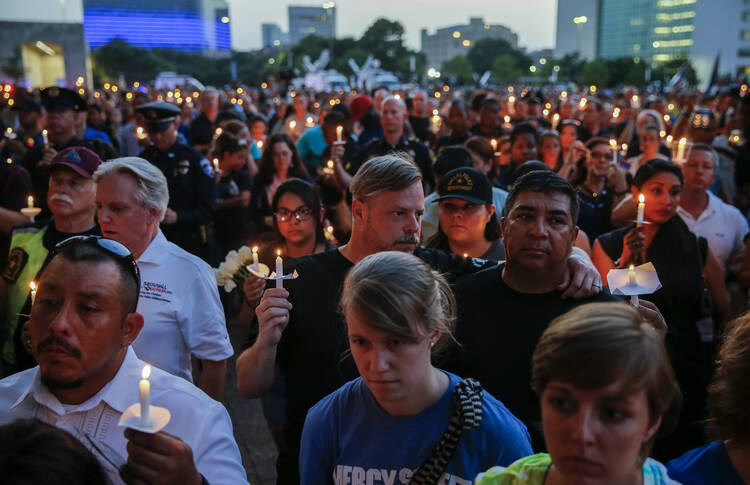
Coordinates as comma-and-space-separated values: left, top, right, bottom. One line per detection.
434, 167, 492, 205
349, 94, 373, 123
49, 147, 103, 178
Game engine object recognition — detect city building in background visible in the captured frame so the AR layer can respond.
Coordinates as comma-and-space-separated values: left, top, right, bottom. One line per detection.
82, 0, 231, 53
555, 0, 748, 80
554, 0, 598, 61
0, 0, 90, 87
262, 23, 289, 48
288, 4, 336, 46
421, 17, 519, 70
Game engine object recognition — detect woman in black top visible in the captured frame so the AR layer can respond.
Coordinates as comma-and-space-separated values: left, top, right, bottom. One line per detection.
210, 133, 252, 254
575, 137, 629, 244
592, 159, 728, 460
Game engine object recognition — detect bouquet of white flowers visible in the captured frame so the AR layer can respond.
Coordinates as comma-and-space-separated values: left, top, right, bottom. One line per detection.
213, 245, 268, 292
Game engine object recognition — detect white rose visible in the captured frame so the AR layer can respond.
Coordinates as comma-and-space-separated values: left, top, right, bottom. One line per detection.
223, 279, 237, 292
237, 246, 253, 263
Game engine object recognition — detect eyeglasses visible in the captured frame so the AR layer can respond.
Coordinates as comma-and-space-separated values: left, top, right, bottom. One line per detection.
53, 236, 141, 291
275, 207, 313, 222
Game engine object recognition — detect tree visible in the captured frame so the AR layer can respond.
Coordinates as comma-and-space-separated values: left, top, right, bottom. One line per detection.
604, 57, 647, 87
358, 18, 410, 74
652, 58, 698, 86
467, 37, 530, 76
442, 55, 474, 84
491, 55, 522, 83
581, 59, 611, 87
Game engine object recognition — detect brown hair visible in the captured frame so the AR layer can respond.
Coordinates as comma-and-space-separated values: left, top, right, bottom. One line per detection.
340, 251, 455, 352
532, 302, 677, 458
707, 311, 750, 444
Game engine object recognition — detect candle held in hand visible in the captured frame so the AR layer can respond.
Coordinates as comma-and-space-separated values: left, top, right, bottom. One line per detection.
637, 194, 645, 226
41, 129, 48, 145
276, 250, 283, 288
336, 125, 343, 143
252, 246, 259, 271
27, 195, 34, 209
139, 364, 151, 425
29, 281, 37, 305
551, 113, 560, 130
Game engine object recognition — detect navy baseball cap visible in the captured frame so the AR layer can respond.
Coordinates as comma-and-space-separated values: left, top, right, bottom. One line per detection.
136, 101, 181, 132
434, 167, 492, 205
41, 87, 86, 112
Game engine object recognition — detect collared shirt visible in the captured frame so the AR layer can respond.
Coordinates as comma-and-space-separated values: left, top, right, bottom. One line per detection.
677, 191, 749, 274
134, 230, 233, 380
0, 347, 248, 485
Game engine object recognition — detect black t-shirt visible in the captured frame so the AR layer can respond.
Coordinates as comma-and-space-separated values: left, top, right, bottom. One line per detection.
189, 113, 215, 148
440, 263, 620, 449
215, 169, 252, 246
244, 246, 497, 484
576, 188, 614, 244
409, 115, 431, 143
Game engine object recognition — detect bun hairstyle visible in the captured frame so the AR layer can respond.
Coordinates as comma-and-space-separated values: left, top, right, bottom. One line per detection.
341, 251, 456, 352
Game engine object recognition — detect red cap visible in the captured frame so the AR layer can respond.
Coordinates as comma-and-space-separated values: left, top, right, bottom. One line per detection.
349, 94, 373, 123
49, 147, 103, 178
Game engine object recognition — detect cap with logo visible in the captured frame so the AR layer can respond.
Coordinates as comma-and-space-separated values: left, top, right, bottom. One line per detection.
434, 167, 492, 205
49, 147, 103, 178
41, 87, 87, 112
135, 101, 181, 133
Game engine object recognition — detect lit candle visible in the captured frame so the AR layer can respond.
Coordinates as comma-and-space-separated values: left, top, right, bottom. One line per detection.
336, 125, 343, 143
620, 143, 628, 161
275, 250, 283, 289
212, 158, 220, 172
136, 126, 147, 140
215, 127, 223, 136
324, 159, 335, 175
503, 115, 512, 129
27, 195, 34, 209
29, 281, 37, 305
613, 107, 621, 119
41, 129, 48, 145
251, 245, 259, 271
675, 137, 687, 162
140, 364, 151, 426
289, 120, 296, 130
257, 140, 264, 150
628, 265, 639, 306
609, 138, 617, 151
306, 116, 315, 127
637, 194, 645, 227
463, 253, 469, 258
551, 113, 560, 131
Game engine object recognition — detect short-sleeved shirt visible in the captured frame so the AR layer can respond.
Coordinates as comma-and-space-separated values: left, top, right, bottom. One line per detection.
300, 371, 533, 485
296, 125, 328, 170
677, 191, 749, 274
0, 347, 248, 485
441, 263, 620, 449
134, 230, 233, 381
215, 169, 253, 247
667, 441, 743, 485
189, 113, 216, 147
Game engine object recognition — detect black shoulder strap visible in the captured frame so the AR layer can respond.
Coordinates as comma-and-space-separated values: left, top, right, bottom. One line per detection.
410, 379, 484, 485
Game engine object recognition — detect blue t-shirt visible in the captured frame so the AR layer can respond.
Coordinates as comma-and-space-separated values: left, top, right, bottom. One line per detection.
296, 125, 328, 169
300, 370, 532, 485
667, 440, 743, 485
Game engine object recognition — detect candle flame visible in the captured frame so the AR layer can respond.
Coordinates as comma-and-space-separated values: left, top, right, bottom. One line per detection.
553, 113, 560, 120
336, 125, 343, 135
29, 281, 37, 293
490, 139, 497, 148
289, 120, 296, 129
609, 139, 617, 148
252, 245, 259, 254
257, 141, 264, 149
42, 129, 48, 136
629, 264, 635, 271
679, 137, 687, 146
27, 195, 34, 207
277, 249, 281, 257
142, 364, 151, 379
215, 128, 223, 136
638, 194, 645, 204
326, 225, 334, 234
622, 143, 628, 151
504, 115, 511, 123
212, 158, 219, 167
463, 253, 469, 258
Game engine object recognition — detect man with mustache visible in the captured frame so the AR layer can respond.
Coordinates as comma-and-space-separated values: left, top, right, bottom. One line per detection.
0, 147, 102, 375
237, 155, 604, 484
0, 237, 248, 485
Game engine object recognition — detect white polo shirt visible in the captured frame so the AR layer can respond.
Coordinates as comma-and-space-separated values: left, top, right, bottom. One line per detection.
134, 230, 233, 381
0, 347, 249, 485
677, 191, 749, 274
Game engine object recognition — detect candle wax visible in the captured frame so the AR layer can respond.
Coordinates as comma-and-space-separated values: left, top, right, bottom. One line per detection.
276, 252, 283, 288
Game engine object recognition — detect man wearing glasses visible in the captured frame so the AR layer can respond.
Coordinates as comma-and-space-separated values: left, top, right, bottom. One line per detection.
136, 101, 217, 263
0, 147, 102, 376
94, 157, 232, 401
0, 236, 248, 485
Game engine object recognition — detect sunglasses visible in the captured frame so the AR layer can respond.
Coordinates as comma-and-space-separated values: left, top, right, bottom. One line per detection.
53, 236, 141, 292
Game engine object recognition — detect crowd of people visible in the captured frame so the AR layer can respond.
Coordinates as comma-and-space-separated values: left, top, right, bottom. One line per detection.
0, 75, 749, 484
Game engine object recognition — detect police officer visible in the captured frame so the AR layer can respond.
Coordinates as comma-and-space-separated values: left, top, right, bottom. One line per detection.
351, 95, 434, 193
21, 87, 117, 218
136, 101, 217, 262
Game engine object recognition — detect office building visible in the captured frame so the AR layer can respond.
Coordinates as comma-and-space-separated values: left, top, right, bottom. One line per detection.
0, 0, 89, 87
82, 0, 231, 53
262, 23, 289, 48
288, 5, 336, 46
421, 17, 519, 69
556, 0, 749, 79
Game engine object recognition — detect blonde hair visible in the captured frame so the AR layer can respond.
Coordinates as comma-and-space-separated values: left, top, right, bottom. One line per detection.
349, 155, 422, 201
340, 251, 455, 351
533, 302, 677, 458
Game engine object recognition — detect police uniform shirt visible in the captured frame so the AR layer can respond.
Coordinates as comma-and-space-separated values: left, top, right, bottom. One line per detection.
0, 347, 248, 485
138, 142, 216, 253
351, 135, 434, 191
133, 229, 232, 381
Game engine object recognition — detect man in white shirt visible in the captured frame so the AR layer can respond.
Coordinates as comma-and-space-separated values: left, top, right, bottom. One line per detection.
93, 157, 233, 401
678, 143, 748, 274
0, 237, 248, 485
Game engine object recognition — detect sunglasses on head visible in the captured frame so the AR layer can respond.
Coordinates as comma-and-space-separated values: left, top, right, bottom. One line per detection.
53, 236, 141, 291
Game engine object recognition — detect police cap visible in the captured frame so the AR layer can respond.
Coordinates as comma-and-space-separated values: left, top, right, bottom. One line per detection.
136, 101, 181, 132
41, 87, 86, 112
